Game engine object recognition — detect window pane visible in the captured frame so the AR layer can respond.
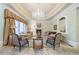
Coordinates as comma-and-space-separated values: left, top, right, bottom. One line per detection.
15, 20, 20, 34
15, 20, 27, 35
20, 22, 24, 34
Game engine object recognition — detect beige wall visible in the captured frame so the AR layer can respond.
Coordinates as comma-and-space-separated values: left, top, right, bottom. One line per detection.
30, 20, 53, 36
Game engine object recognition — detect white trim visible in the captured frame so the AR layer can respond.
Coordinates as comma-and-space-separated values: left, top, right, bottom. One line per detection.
0, 41, 3, 47
63, 39, 77, 48
76, 42, 79, 48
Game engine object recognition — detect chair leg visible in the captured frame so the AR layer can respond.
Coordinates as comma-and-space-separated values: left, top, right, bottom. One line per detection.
27, 41, 29, 47
13, 45, 15, 49
19, 46, 21, 52
28, 43, 29, 47
53, 43, 55, 50
46, 40, 48, 46
53, 45, 55, 50
46, 42, 47, 46
59, 43, 60, 47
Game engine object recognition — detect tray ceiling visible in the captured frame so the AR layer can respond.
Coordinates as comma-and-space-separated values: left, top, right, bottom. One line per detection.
3, 3, 71, 20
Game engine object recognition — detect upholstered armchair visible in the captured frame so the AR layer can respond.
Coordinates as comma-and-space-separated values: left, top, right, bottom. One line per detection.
46, 32, 62, 49
53, 33, 62, 49
12, 33, 29, 51
46, 32, 56, 46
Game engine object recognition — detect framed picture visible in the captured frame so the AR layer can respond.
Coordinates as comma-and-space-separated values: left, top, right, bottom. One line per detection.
53, 25, 57, 30
37, 23, 41, 28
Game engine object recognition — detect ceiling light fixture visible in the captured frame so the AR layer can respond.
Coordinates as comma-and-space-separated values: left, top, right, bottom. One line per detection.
32, 3, 46, 20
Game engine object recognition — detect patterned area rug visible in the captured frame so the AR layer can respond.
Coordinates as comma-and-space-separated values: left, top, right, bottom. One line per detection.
0, 42, 79, 55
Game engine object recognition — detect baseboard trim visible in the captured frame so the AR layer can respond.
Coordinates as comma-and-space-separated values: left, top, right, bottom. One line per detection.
0, 41, 3, 47
63, 39, 77, 48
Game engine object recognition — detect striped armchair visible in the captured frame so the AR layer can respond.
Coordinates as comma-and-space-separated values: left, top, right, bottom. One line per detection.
53, 33, 62, 49
12, 33, 29, 51
46, 33, 62, 49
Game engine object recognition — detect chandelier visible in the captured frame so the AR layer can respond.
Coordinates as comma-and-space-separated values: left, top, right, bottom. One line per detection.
32, 3, 46, 19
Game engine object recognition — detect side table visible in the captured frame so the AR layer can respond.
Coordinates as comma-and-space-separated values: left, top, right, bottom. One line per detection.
33, 37, 43, 49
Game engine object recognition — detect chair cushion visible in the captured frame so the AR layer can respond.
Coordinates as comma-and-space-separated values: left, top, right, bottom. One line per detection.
12, 34, 20, 46
20, 39, 28, 46
47, 37, 55, 44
